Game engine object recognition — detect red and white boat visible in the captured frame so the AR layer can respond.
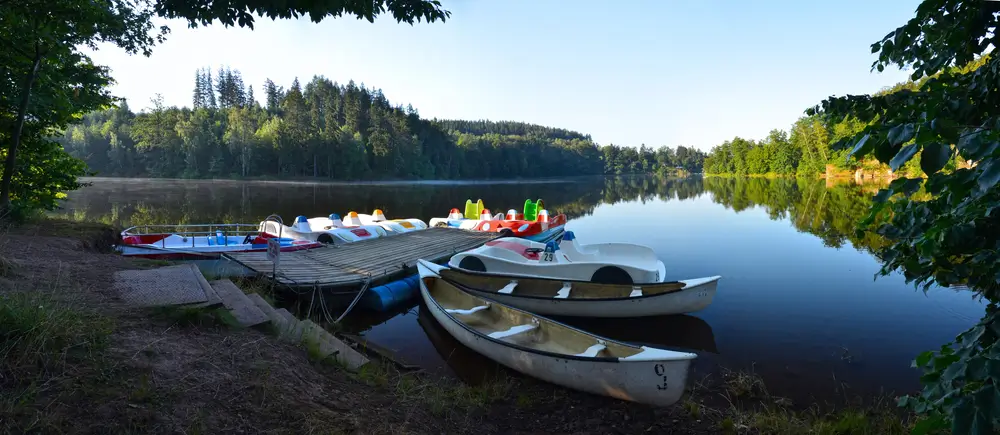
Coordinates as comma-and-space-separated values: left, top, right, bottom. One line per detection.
428, 199, 567, 242
119, 217, 322, 260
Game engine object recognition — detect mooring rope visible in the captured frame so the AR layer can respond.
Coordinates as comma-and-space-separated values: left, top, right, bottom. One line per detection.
335, 273, 373, 324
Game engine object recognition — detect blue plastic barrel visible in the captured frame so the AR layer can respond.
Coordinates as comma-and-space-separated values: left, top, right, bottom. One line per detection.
360, 274, 421, 312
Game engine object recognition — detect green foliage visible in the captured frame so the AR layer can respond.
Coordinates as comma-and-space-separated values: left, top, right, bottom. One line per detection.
5, 134, 90, 215
809, 0, 1000, 433
60, 69, 705, 180
0, 0, 168, 214
154, 0, 450, 29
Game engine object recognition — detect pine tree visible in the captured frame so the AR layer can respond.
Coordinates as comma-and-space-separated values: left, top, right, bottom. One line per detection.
231, 70, 246, 107
246, 85, 256, 108
216, 66, 230, 108
204, 68, 217, 109
263, 79, 282, 114
192, 69, 204, 108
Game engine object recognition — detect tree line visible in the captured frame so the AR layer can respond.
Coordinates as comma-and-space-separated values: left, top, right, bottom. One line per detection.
57, 68, 705, 181
702, 56, 988, 179
1, 0, 452, 218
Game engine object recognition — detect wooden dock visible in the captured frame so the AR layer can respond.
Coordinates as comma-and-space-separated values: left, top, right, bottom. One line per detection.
223, 228, 500, 291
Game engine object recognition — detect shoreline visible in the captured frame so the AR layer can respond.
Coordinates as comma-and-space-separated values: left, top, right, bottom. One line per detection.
0, 218, 918, 433
79, 173, 690, 187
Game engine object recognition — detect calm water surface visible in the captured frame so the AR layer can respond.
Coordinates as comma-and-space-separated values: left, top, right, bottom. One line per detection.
62, 176, 985, 401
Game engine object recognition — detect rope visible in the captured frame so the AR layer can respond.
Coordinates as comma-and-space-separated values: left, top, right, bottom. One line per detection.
335, 273, 372, 324
317, 282, 335, 324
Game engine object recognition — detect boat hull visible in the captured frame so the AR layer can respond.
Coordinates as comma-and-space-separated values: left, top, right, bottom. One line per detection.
429, 214, 568, 241
118, 239, 321, 260
259, 220, 386, 244
460, 279, 717, 318
419, 274, 692, 406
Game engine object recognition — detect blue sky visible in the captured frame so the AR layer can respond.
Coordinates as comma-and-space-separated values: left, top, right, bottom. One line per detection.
86, 0, 921, 151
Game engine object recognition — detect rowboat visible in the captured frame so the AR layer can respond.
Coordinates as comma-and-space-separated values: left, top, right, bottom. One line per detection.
429, 199, 567, 242
422, 260, 720, 317
352, 209, 428, 233
417, 261, 696, 407
449, 231, 667, 284
258, 214, 388, 244
118, 221, 322, 260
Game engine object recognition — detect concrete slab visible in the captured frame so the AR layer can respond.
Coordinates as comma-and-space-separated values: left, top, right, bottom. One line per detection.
209, 280, 269, 327
299, 320, 369, 371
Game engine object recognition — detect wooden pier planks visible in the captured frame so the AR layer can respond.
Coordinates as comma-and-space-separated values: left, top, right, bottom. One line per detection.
223, 227, 500, 290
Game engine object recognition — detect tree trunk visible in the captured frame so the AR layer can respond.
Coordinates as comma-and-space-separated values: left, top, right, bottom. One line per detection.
0, 46, 43, 216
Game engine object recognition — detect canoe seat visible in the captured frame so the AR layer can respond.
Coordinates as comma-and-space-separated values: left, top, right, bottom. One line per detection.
629, 286, 643, 297
575, 343, 607, 357
497, 281, 518, 294
446, 304, 490, 315
554, 282, 572, 299
488, 323, 537, 339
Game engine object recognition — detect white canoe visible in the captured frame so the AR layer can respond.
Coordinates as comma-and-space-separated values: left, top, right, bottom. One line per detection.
417, 261, 696, 407
421, 260, 720, 318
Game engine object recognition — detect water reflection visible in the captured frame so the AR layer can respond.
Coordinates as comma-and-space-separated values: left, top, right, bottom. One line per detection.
703, 177, 888, 254
63, 176, 877, 250
416, 301, 507, 385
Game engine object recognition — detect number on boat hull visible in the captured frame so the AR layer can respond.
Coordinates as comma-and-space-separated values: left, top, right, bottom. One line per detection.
654, 363, 668, 391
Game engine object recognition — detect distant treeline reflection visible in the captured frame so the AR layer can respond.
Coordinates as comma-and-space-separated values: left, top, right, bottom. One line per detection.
60, 176, 885, 255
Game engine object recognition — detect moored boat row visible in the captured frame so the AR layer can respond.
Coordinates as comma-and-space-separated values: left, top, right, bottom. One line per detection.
113, 197, 723, 409
117, 198, 561, 258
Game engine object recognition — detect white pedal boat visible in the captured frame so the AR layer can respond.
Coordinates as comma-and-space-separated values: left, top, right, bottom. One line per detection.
258, 215, 388, 244
418, 261, 696, 407
352, 209, 428, 234
449, 231, 667, 284
420, 260, 720, 317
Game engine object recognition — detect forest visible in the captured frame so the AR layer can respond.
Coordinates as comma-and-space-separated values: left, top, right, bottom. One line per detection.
702, 56, 988, 178
57, 68, 706, 181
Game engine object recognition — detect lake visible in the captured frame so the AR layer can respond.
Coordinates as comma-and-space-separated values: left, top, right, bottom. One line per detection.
61, 176, 986, 401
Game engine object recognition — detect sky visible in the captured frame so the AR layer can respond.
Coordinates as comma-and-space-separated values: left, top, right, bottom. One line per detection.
86, 0, 922, 151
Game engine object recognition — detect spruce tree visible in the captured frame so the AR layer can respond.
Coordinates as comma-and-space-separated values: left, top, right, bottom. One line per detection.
231, 69, 246, 107
204, 68, 217, 108
192, 69, 203, 108
216, 66, 229, 108
263, 79, 282, 114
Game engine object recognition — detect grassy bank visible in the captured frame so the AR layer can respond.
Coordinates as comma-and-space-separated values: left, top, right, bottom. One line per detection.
0, 218, 919, 434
